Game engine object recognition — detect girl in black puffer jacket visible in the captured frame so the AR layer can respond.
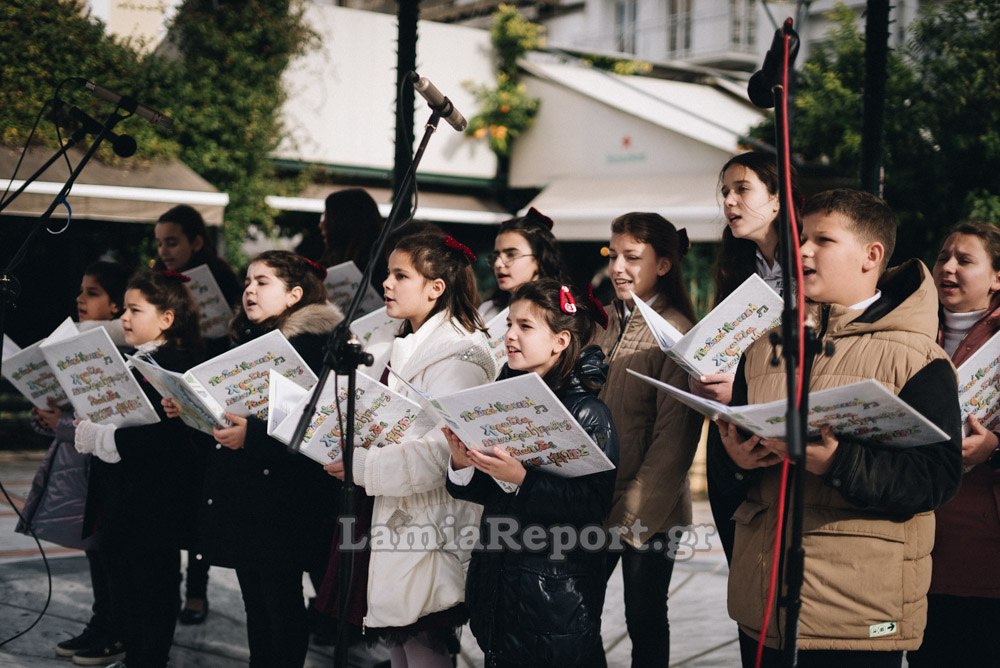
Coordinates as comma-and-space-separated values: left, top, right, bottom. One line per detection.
445, 279, 618, 667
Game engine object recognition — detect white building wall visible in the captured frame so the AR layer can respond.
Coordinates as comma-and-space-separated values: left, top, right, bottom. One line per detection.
541, 0, 922, 70
275, 3, 498, 179
83, 0, 183, 52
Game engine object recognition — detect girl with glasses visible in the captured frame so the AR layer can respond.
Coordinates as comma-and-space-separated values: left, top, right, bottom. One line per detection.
479, 208, 566, 321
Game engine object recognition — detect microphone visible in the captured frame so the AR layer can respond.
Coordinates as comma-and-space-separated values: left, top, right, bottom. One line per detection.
747, 19, 800, 109
410, 72, 467, 132
49, 100, 137, 157
82, 80, 174, 131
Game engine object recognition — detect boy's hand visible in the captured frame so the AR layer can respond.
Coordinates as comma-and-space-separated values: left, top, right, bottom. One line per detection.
762, 425, 839, 476
213, 413, 247, 450
961, 415, 999, 467
717, 419, 781, 469
468, 446, 526, 486
161, 397, 181, 419
442, 427, 473, 470
689, 373, 735, 404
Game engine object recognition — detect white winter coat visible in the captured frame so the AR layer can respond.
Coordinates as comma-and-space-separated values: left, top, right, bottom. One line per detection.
353, 311, 496, 629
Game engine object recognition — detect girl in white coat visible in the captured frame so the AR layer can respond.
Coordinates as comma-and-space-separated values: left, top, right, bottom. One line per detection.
323, 230, 496, 667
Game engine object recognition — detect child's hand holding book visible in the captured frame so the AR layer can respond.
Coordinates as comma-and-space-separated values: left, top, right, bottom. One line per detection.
442, 427, 473, 471
214, 413, 247, 450
759, 424, 840, 475
468, 447, 527, 486
717, 419, 781, 470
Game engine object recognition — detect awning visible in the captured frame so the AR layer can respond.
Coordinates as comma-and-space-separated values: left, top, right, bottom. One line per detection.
518, 174, 725, 242
267, 184, 511, 226
504, 60, 759, 242
0, 146, 228, 225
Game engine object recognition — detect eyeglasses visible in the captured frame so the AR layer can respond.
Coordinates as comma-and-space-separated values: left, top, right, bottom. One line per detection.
488, 250, 534, 266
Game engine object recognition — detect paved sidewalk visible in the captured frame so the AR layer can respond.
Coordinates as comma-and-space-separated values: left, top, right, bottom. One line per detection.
1, 450, 739, 667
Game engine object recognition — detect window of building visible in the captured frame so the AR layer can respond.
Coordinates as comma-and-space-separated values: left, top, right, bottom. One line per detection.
667, 0, 693, 56
730, 0, 757, 50
615, 0, 638, 54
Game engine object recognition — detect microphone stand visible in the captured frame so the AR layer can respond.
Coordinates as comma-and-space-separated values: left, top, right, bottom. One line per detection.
758, 19, 832, 667
1, 106, 129, 377
285, 109, 444, 668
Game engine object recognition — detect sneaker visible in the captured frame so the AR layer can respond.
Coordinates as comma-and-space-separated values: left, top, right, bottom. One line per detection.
71, 640, 125, 666
55, 626, 101, 657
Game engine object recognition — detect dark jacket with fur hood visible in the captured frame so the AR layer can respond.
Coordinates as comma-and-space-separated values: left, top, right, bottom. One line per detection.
198, 302, 344, 571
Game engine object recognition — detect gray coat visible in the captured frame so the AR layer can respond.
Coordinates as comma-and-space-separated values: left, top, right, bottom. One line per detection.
16, 412, 93, 550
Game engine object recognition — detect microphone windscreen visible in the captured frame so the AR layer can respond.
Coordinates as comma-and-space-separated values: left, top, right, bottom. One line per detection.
747, 70, 776, 109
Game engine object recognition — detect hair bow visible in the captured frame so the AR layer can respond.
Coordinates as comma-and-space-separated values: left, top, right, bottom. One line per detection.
560, 285, 577, 314
443, 235, 477, 263
159, 270, 191, 284
525, 207, 554, 231
301, 256, 328, 279
587, 284, 610, 329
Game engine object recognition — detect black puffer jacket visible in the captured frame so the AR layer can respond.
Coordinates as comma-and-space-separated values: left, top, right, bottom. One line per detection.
446, 345, 618, 667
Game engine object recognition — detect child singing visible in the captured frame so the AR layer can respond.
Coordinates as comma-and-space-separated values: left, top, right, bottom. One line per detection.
319, 231, 496, 667
446, 279, 618, 667
174, 250, 344, 667
74, 270, 207, 668
18, 260, 129, 664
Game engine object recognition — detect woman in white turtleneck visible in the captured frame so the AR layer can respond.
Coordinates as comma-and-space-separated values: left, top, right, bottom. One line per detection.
909, 222, 1000, 668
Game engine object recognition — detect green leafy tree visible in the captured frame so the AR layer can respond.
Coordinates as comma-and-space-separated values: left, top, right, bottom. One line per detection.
903, 0, 1000, 230
0, 0, 178, 162
143, 0, 315, 264
465, 5, 541, 157
750, 1, 1000, 264
1, 0, 314, 266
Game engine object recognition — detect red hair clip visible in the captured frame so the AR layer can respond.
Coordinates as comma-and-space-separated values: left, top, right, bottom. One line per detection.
587, 284, 610, 329
560, 285, 577, 314
301, 256, 328, 279
443, 235, 476, 263
159, 270, 191, 283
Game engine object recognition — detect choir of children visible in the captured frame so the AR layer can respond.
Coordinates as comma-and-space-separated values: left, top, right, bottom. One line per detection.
14, 167, 990, 668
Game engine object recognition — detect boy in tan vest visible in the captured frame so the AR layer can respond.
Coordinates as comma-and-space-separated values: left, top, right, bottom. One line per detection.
716, 189, 963, 667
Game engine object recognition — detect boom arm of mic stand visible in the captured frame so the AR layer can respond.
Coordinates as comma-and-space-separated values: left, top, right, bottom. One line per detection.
1, 109, 127, 422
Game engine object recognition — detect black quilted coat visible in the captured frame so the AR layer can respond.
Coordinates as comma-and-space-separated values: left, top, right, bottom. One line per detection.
446, 345, 618, 667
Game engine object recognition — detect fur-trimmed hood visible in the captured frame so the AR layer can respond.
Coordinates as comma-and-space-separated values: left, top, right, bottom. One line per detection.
278, 302, 344, 339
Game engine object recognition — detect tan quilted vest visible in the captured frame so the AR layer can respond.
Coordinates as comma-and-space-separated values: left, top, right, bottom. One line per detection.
728, 260, 952, 651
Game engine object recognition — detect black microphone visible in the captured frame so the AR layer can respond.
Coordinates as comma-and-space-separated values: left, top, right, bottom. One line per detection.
410, 72, 467, 132
82, 80, 174, 131
49, 100, 138, 157
747, 19, 800, 109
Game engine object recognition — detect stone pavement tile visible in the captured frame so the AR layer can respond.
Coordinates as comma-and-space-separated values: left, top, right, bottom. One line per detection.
0, 554, 388, 668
